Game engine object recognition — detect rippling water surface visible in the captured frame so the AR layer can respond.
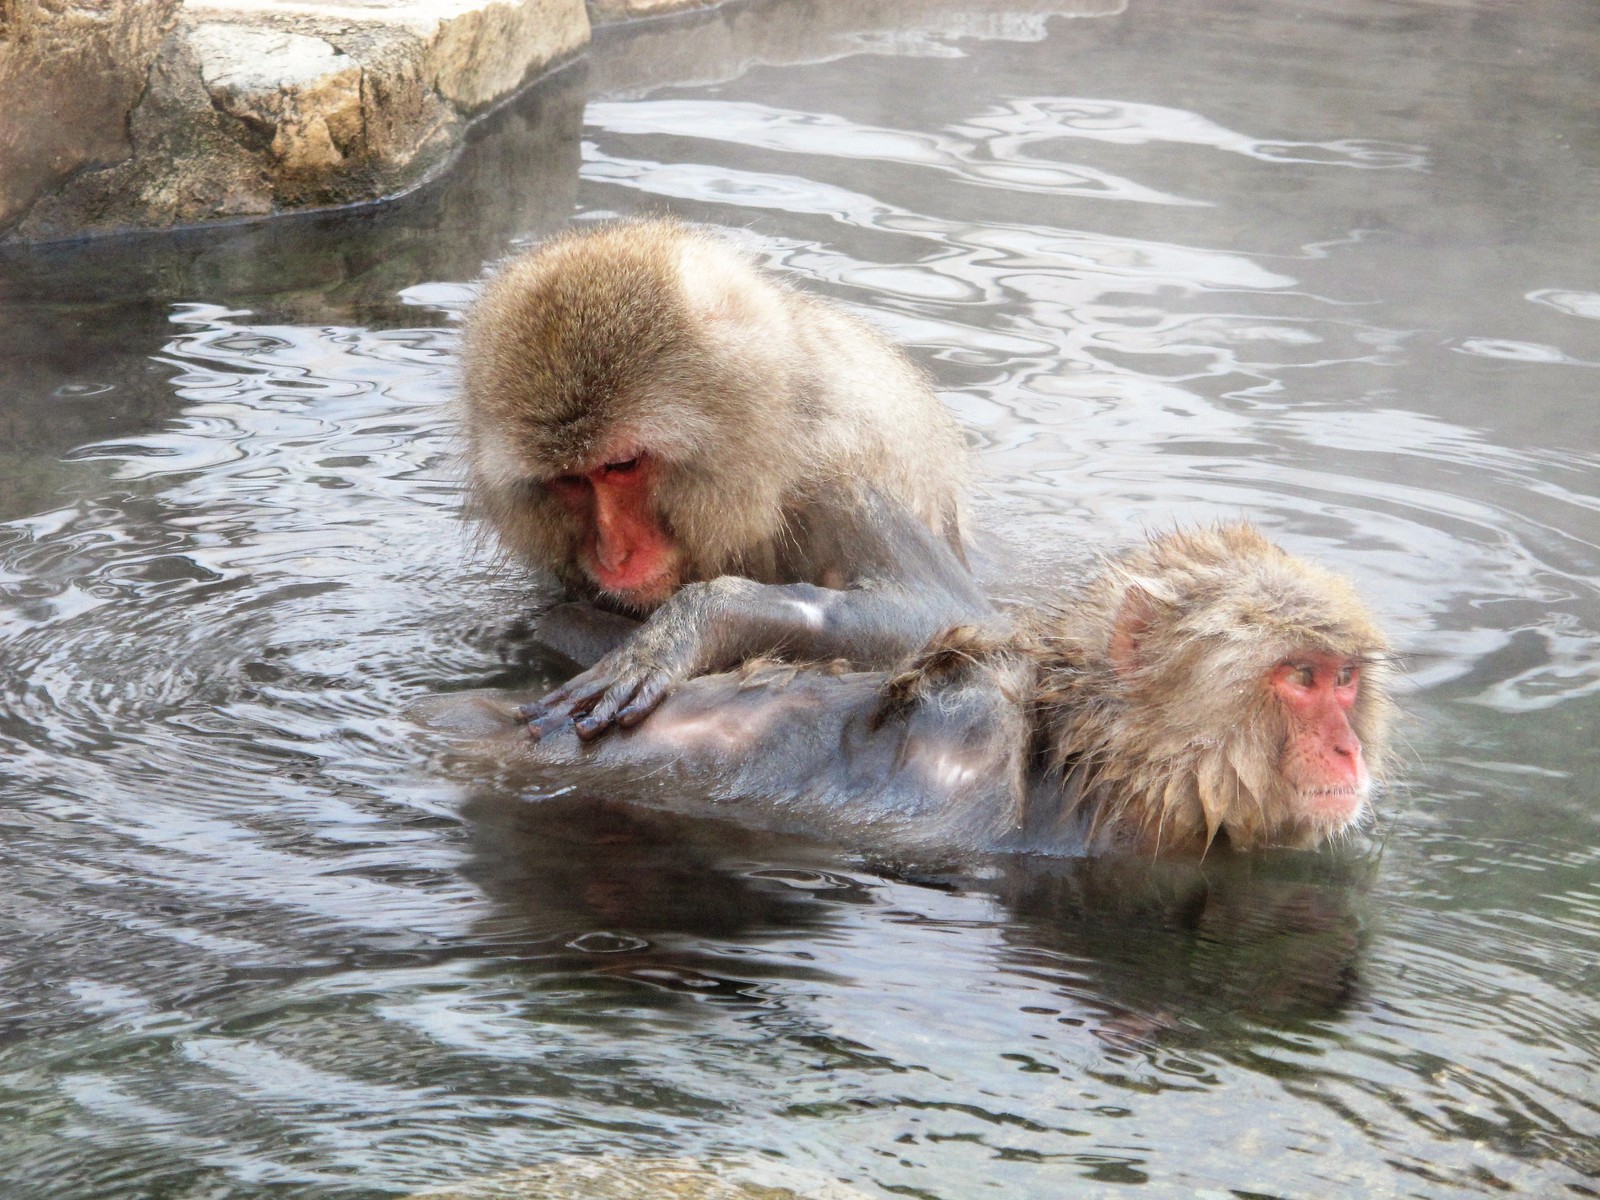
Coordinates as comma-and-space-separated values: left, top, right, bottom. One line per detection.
1, 1, 1596, 1196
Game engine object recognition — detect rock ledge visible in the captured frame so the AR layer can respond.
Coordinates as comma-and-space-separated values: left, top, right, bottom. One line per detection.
0, 0, 628, 242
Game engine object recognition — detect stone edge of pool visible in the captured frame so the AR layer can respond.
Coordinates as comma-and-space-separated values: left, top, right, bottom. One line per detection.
0, 0, 1114, 245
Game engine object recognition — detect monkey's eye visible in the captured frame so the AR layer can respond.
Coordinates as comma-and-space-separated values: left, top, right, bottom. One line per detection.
1336, 664, 1356, 688
1291, 664, 1316, 689
602, 457, 641, 476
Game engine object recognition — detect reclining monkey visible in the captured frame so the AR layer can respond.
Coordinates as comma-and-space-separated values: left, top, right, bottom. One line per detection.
426, 524, 1395, 858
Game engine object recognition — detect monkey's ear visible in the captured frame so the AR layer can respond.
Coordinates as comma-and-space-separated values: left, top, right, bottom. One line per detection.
1108, 584, 1159, 678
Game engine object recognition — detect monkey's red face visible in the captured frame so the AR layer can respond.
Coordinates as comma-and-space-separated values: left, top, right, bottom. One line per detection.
1270, 651, 1370, 827
545, 451, 684, 609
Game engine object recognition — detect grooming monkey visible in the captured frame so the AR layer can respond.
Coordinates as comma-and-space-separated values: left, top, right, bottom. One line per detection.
462, 219, 983, 740
424, 523, 1395, 858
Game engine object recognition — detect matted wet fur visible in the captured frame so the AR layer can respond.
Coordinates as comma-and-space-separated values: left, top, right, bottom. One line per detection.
425, 524, 1394, 859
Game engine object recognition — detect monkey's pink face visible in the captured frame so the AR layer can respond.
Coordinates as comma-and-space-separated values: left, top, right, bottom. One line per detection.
545, 451, 684, 609
1270, 651, 1370, 830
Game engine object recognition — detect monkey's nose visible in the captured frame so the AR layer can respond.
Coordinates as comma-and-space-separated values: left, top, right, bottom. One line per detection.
593, 534, 630, 574
1331, 738, 1365, 788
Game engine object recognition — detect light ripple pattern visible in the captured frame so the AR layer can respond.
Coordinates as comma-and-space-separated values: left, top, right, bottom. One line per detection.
1, 2, 1597, 1199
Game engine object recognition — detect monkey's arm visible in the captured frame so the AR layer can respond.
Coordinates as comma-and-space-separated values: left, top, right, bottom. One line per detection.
528, 492, 991, 739
532, 602, 641, 670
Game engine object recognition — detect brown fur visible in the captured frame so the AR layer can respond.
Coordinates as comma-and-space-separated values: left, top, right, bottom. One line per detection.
460, 219, 968, 605
873, 623, 1017, 728
1023, 524, 1394, 854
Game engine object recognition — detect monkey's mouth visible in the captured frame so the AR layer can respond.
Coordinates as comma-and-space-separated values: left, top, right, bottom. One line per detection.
585, 554, 682, 610
1298, 784, 1369, 829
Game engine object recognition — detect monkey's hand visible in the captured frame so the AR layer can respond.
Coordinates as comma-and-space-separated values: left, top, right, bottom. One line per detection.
522, 640, 694, 741
520, 570, 989, 741
519, 581, 743, 740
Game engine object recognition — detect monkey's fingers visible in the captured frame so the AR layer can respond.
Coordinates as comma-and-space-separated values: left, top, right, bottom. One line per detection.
614, 673, 675, 728
524, 709, 575, 742
572, 677, 648, 740
514, 696, 583, 727
532, 673, 609, 719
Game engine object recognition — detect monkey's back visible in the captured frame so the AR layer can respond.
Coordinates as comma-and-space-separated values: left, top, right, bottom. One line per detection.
424, 659, 1039, 858
776, 290, 969, 547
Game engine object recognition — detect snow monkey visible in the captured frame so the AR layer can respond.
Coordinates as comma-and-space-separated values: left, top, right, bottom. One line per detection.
461, 218, 981, 740
425, 524, 1396, 859
1019, 522, 1394, 854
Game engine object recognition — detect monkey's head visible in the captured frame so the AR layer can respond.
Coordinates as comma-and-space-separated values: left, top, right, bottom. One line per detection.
1040, 524, 1394, 855
461, 221, 818, 611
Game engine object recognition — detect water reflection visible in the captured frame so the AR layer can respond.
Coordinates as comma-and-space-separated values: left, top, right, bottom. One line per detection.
0, 0, 1597, 1196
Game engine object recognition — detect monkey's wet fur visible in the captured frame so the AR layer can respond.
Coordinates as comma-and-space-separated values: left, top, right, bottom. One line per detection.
424, 524, 1395, 859
462, 219, 981, 742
